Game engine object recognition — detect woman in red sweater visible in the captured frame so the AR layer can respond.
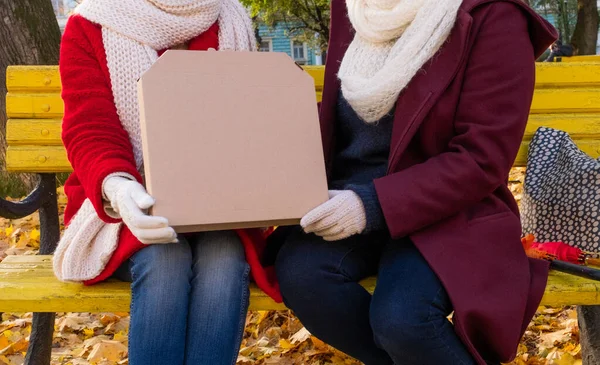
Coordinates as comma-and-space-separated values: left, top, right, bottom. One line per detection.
53, 1, 279, 364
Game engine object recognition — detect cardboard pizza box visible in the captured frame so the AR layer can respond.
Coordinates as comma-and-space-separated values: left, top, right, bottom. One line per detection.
137, 50, 328, 232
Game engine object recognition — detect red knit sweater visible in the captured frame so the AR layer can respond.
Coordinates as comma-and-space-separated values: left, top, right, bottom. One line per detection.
59, 15, 281, 302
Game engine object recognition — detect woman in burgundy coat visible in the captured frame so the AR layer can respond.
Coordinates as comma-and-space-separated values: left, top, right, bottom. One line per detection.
275, 0, 557, 364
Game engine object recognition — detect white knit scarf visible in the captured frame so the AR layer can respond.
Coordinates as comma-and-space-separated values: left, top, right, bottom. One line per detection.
338, 0, 463, 123
53, 0, 256, 282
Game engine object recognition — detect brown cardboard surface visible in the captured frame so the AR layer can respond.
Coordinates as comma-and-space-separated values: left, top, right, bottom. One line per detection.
138, 50, 328, 232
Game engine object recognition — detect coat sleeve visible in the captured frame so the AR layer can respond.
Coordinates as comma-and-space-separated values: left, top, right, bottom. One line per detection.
60, 16, 142, 223
374, 3, 535, 239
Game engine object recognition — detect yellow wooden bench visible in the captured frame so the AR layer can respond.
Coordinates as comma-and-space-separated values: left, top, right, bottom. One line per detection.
4, 62, 600, 363
552, 55, 600, 63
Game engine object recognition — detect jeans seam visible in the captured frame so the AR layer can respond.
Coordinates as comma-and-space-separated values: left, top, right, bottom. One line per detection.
229, 264, 251, 365
127, 258, 136, 357
428, 288, 471, 365
331, 245, 360, 281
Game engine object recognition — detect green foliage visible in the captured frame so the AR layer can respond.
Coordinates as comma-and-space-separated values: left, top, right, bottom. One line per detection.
241, 0, 331, 51
0, 172, 32, 198
0, 172, 69, 199
533, 0, 578, 43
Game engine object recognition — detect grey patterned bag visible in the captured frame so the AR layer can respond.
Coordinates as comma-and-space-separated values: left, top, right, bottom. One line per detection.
521, 127, 600, 251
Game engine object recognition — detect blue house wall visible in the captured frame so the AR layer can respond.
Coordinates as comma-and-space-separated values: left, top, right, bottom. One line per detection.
257, 24, 322, 65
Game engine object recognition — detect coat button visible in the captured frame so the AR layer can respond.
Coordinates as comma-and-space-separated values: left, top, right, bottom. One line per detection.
43, 77, 52, 86
41, 129, 49, 136
41, 104, 51, 112
38, 156, 47, 163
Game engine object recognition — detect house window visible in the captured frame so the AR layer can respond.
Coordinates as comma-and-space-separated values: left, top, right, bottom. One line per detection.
259, 39, 273, 52
291, 40, 307, 64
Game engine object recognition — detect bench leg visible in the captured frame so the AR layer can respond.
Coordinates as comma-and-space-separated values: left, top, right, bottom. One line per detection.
37, 174, 60, 255
578, 305, 600, 365
24, 313, 55, 365
25, 174, 59, 365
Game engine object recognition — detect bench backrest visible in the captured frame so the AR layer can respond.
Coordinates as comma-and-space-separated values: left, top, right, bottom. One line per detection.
5, 63, 600, 173
553, 55, 600, 63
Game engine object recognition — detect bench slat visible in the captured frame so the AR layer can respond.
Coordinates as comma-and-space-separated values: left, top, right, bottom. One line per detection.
6, 93, 64, 119
531, 88, 600, 113
6, 66, 62, 92
9, 87, 600, 120
535, 63, 600, 87
0, 255, 598, 312
515, 139, 600, 166
6, 146, 70, 173
6, 119, 63, 146
301, 66, 324, 92
7, 114, 600, 149
0, 256, 287, 312
5, 64, 599, 121
5, 65, 325, 93
7, 139, 600, 172
525, 113, 600, 137
554, 56, 600, 64
9, 64, 600, 91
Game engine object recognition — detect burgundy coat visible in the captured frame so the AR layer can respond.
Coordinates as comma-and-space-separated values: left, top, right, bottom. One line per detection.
320, 0, 557, 363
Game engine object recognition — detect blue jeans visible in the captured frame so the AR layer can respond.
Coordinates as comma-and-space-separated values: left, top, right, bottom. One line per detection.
275, 228, 477, 365
113, 230, 250, 365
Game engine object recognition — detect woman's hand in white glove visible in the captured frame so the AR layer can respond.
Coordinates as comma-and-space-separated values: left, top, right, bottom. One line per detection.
103, 176, 177, 244
301, 190, 367, 241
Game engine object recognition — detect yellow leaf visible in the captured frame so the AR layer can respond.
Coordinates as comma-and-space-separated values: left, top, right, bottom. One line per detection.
278, 339, 296, 350
1, 331, 14, 342
100, 314, 119, 326
29, 229, 40, 242
83, 328, 95, 339
87, 341, 128, 363
255, 311, 269, 326
4, 226, 13, 237
554, 352, 578, 365
13, 234, 28, 249
0, 338, 29, 356
11, 337, 28, 353
113, 331, 128, 343
540, 328, 571, 348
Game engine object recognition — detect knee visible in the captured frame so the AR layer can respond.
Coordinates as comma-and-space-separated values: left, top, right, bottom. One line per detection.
275, 240, 329, 305
191, 231, 248, 278
190, 232, 250, 306
129, 242, 193, 313
130, 241, 193, 289
370, 298, 438, 349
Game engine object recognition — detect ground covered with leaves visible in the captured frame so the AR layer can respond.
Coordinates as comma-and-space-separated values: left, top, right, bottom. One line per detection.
0, 169, 586, 364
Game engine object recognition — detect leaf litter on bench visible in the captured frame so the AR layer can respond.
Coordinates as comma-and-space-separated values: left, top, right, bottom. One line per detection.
0, 171, 587, 364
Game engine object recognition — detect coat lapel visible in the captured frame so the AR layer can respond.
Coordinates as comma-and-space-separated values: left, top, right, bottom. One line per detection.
387, 10, 473, 172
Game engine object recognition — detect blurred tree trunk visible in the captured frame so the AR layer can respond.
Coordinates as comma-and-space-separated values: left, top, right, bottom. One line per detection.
0, 0, 61, 193
578, 306, 600, 365
0, 4, 60, 365
570, 0, 599, 55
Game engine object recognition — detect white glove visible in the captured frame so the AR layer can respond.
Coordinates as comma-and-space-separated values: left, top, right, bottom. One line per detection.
102, 175, 177, 244
301, 190, 367, 241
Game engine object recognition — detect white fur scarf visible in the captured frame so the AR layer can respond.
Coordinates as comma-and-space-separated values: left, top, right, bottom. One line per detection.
53, 0, 256, 282
338, 0, 463, 123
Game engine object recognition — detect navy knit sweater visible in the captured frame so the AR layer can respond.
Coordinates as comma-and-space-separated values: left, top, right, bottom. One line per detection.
330, 92, 394, 232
